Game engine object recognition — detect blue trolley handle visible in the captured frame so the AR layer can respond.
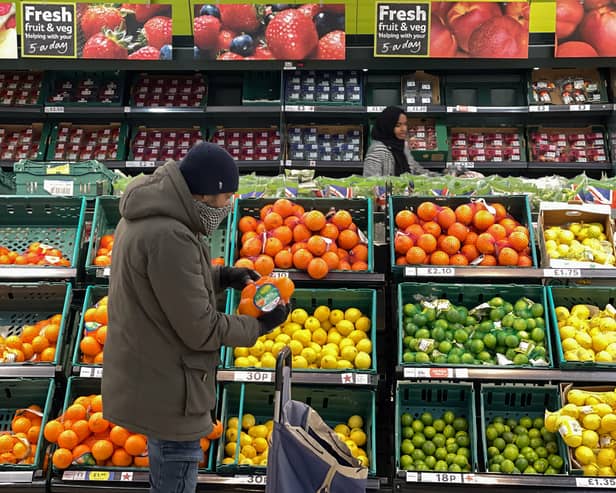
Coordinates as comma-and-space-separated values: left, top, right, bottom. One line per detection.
273, 345, 292, 423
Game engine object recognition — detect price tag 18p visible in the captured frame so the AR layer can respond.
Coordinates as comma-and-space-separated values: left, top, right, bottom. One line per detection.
234, 371, 273, 383
421, 472, 463, 484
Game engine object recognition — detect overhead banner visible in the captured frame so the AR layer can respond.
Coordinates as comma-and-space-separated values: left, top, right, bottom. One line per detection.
555, 0, 616, 57
21, 2, 76, 58
374, 1, 530, 58
193, 3, 346, 60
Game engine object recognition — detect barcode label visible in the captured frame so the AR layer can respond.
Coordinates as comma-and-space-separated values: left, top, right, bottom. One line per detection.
43, 179, 74, 196
44, 106, 64, 113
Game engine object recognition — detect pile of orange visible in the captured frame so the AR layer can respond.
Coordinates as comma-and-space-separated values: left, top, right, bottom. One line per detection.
93, 234, 114, 267
0, 313, 62, 363
0, 405, 44, 465
0, 242, 71, 266
234, 199, 368, 279
237, 275, 294, 318
47, 393, 224, 470
80, 296, 108, 365
394, 201, 533, 267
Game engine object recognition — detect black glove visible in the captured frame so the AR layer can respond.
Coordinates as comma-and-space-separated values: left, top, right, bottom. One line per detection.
220, 267, 260, 290
259, 304, 291, 336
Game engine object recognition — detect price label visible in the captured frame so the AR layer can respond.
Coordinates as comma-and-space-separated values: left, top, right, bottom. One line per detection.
341, 373, 355, 384
404, 267, 417, 277
284, 160, 293, 167
283, 62, 296, 71
403, 367, 431, 378
405, 471, 419, 482
44, 106, 64, 113
234, 371, 273, 382
529, 105, 550, 112
447, 105, 477, 113
569, 104, 591, 111
93, 367, 103, 378
88, 471, 111, 481
576, 477, 616, 488
286, 105, 314, 112
422, 472, 463, 483
79, 367, 93, 378
126, 161, 156, 168
406, 106, 427, 113
354, 373, 369, 385
119, 472, 133, 481
544, 268, 582, 278
235, 475, 267, 484
103, 267, 110, 276
62, 470, 86, 481
367, 105, 386, 113
308, 160, 316, 168
271, 271, 289, 278
417, 267, 455, 276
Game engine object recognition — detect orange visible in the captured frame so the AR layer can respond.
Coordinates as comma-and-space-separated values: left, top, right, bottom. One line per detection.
440, 236, 461, 255
395, 210, 417, 229
473, 210, 495, 231
238, 216, 257, 233
93, 305, 108, 325
517, 255, 533, 267
321, 251, 340, 270
52, 448, 73, 469
234, 258, 255, 270
274, 249, 293, 269
263, 212, 283, 231
57, 429, 79, 450
80, 336, 102, 357
72, 444, 91, 460
464, 231, 478, 246
134, 455, 149, 468
394, 234, 413, 254
498, 247, 519, 266
396, 256, 407, 265
508, 231, 529, 251
88, 412, 109, 434
12, 416, 31, 434
476, 233, 496, 254
417, 202, 438, 221
200, 437, 210, 452
259, 204, 273, 221
20, 325, 39, 343
338, 230, 359, 250
405, 224, 424, 240
351, 261, 368, 271
436, 207, 456, 229
263, 237, 283, 257
303, 210, 327, 232
461, 244, 479, 262
95, 326, 107, 345
422, 221, 441, 238
238, 298, 261, 318
275, 277, 295, 302
124, 435, 147, 456
447, 222, 468, 243
73, 396, 91, 409
455, 204, 474, 225
254, 255, 275, 276
207, 419, 223, 440
91, 440, 114, 461
284, 215, 301, 230
84, 308, 98, 323
241, 231, 258, 245
94, 255, 111, 266
293, 224, 312, 243
292, 249, 313, 270
291, 241, 307, 254
65, 404, 87, 422
350, 244, 368, 262
492, 203, 508, 221
450, 254, 469, 265
416, 234, 437, 254
72, 420, 91, 442
338, 260, 352, 271
39, 347, 56, 362
5, 335, 22, 350
499, 218, 518, 235
13, 440, 29, 460
272, 198, 294, 218
307, 235, 328, 256
406, 246, 428, 264
430, 251, 450, 265
307, 258, 329, 279
27, 425, 41, 444
94, 352, 104, 364
486, 224, 507, 241
331, 210, 353, 230
31, 335, 50, 354
271, 226, 293, 246
337, 248, 349, 261
44, 420, 64, 443
479, 254, 497, 266
42, 323, 60, 343
255, 222, 266, 235
111, 448, 133, 467
100, 234, 114, 249
320, 223, 339, 241
240, 236, 262, 258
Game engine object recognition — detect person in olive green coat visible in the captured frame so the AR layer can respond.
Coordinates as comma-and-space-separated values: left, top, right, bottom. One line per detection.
103, 143, 289, 493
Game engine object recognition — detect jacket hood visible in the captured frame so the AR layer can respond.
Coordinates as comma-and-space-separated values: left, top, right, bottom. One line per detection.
119, 161, 204, 233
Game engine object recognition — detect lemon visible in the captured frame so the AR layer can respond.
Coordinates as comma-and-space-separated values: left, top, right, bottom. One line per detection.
586, 396, 601, 406
235, 356, 251, 367
601, 414, 616, 432
348, 415, 363, 429
291, 309, 308, 325
263, 340, 274, 352
357, 455, 369, 467
582, 429, 599, 448
575, 332, 593, 349
335, 432, 347, 441
344, 440, 358, 456
321, 320, 332, 331
304, 316, 321, 332
337, 359, 354, 369
292, 355, 308, 368
312, 328, 327, 345
555, 306, 570, 321
301, 347, 318, 364
562, 338, 579, 352
265, 420, 274, 431
226, 428, 238, 443
242, 445, 257, 459
249, 341, 264, 358
253, 437, 268, 453
355, 338, 372, 355
327, 331, 342, 346
598, 466, 616, 477
283, 322, 302, 337
355, 316, 371, 332
354, 351, 371, 370
567, 389, 587, 406
563, 434, 582, 448
339, 337, 354, 349
336, 320, 355, 337
275, 333, 291, 345
261, 353, 276, 368
239, 432, 252, 447
320, 354, 337, 369
564, 350, 579, 361
329, 309, 345, 325
292, 329, 311, 347
340, 345, 358, 363
242, 414, 256, 430
582, 413, 602, 431
224, 442, 237, 457
544, 412, 560, 432
234, 347, 250, 358
597, 448, 616, 467
594, 404, 612, 417
313, 305, 330, 322
222, 457, 235, 465
575, 445, 596, 465
344, 308, 362, 323
577, 348, 595, 362
593, 334, 610, 352
288, 340, 303, 356
335, 424, 350, 436
583, 463, 600, 476
596, 351, 613, 363
228, 417, 239, 429
309, 341, 322, 353
572, 305, 591, 320
271, 341, 286, 358
248, 425, 267, 438
348, 330, 365, 345
350, 428, 367, 447
322, 343, 339, 357
600, 317, 616, 331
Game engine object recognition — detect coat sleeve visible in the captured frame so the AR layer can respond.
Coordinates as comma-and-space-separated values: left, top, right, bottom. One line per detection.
147, 230, 260, 351
363, 143, 394, 176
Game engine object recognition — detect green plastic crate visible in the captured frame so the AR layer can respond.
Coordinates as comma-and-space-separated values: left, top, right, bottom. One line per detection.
42, 71, 125, 107
46, 123, 129, 161
242, 72, 281, 105
14, 160, 116, 198
229, 198, 374, 272
0, 378, 55, 473
0, 169, 15, 194
225, 288, 377, 373
0, 123, 50, 162
0, 196, 85, 271
389, 195, 537, 277
216, 383, 376, 475
480, 384, 569, 474
395, 382, 477, 473
397, 283, 553, 369
86, 197, 120, 279
548, 285, 616, 369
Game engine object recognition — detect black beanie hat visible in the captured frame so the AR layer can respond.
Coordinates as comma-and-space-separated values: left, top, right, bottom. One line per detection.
179, 142, 239, 195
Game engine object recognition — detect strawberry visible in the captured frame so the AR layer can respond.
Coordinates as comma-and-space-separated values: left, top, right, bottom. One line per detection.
297, 4, 321, 18
128, 46, 160, 60
82, 29, 130, 59
216, 29, 236, 52
6, 15, 15, 29
142, 16, 172, 50
80, 5, 124, 40
122, 4, 170, 23
194, 15, 221, 50
254, 45, 273, 60
0, 4, 12, 16
217, 51, 245, 61
219, 4, 260, 33
265, 9, 318, 59
316, 30, 345, 60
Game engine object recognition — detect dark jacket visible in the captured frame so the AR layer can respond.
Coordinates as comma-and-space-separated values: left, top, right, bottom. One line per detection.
102, 161, 260, 441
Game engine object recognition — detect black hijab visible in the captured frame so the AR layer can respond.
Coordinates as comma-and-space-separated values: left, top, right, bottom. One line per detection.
371, 106, 408, 175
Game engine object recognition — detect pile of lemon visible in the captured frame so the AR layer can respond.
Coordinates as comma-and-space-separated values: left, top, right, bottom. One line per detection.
333, 414, 370, 467
544, 387, 616, 476
232, 306, 372, 370
556, 304, 616, 363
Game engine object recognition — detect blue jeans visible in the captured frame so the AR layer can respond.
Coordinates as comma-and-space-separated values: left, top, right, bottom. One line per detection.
147, 437, 202, 493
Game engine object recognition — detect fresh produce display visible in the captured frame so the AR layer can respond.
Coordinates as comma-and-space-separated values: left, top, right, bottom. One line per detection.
555, 0, 616, 57
399, 410, 472, 472
393, 200, 533, 267
221, 413, 273, 466
485, 415, 564, 474
0, 124, 43, 161
212, 128, 280, 161
131, 126, 203, 162
236, 275, 294, 319
0, 72, 42, 106
78, 3, 172, 60
529, 128, 607, 163
79, 296, 108, 365
545, 387, 616, 476
400, 295, 549, 366
530, 74, 603, 105
0, 242, 71, 267
449, 129, 523, 163
554, 304, 616, 364
130, 73, 206, 108
0, 405, 44, 465
287, 125, 362, 162
402, 75, 437, 105
543, 223, 615, 266
332, 415, 370, 467
234, 198, 369, 278
193, 3, 345, 60
93, 234, 114, 268
408, 120, 438, 151
0, 312, 62, 363
285, 70, 361, 104
51, 124, 122, 161
233, 304, 372, 370
46, 73, 122, 105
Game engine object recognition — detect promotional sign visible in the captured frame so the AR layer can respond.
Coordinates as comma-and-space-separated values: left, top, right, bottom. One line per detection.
555, 0, 616, 57
21, 2, 76, 58
193, 3, 346, 60
374, 1, 530, 58
0, 3, 17, 59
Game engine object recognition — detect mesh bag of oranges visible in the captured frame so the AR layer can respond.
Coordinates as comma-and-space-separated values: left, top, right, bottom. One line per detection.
0, 313, 62, 364
0, 405, 45, 466
237, 276, 294, 319
79, 295, 108, 365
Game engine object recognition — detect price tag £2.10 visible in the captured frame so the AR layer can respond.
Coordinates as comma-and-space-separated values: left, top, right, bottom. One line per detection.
417, 267, 455, 277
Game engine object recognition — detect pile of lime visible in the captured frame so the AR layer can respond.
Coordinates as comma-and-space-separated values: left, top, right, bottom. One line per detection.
399, 410, 472, 472
401, 295, 549, 366
485, 415, 564, 474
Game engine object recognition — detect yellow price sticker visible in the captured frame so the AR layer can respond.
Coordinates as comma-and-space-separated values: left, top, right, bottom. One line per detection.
46, 164, 70, 175
88, 471, 110, 481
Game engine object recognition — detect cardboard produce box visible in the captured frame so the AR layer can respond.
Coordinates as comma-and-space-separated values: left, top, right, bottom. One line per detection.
529, 68, 608, 105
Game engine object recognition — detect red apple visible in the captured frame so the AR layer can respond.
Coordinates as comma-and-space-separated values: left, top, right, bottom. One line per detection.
584, 0, 610, 10
447, 2, 503, 52
556, 40, 599, 56
579, 6, 616, 56
505, 2, 530, 31
556, 0, 584, 40
432, 2, 453, 21
430, 13, 458, 57
468, 15, 528, 58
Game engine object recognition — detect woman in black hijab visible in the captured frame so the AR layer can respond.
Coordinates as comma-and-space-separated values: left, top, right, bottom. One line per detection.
363, 106, 435, 176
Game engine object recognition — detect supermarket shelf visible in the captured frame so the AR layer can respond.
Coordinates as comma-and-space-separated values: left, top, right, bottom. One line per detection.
0, 105, 42, 115
43, 106, 124, 116
205, 105, 281, 114
444, 161, 528, 171
285, 104, 366, 114
126, 106, 206, 114
528, 103, 613, 114
0, 364, 58, 378
217, 369, 379, 386
0, 267, 77, 279
282, 270, 385, 286
527, 161, 613, 171
283, 160, 363, 172
399, 266, 616, 279
0, 471, 38, 484
103, 160, 281, 171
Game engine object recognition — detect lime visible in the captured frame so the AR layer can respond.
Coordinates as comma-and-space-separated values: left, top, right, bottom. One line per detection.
545, 466, 558, 475
411, 420, 424, 433
415, 462, 428, 471
400, 454, 413, 470
469, 339, 485, 354
545, 442, 558, 455
446, 441, 458, 454
456, 434, 470, 448
529, 437, 542, 449
457, 447, 470, 459
513, 354, 529, 366
403, 304, 419, 317
479, 321, 495, 332
503, 445, 519, 461
454, 329, 468, 344
424, 308, 436, 321
404, 323, 417, 336
515, 457, 529, 472
531, 328, 545, 342
401, 439, 414, 455
421, 412, 433, 426
486, 425, 498, 442
449, 463, 462, 473
512, 318, 527, 332
534, 317, 545, 329
435, 447, 447, 460
514, 299, 529, 312
416, 352, 431, 364
447, 354, 461, 364
442, 411, 455, 425
403, 351, 416, 363
548, 454, 563, 470
411, 449, 425, 462
533, 417, 543, 429
412, 313, 427, 327
432, 434, 446, 448
506, 418, 517, 429
477, 351, 492, 362
523, 450, 538, 464
505, 334, 520, 348
518, 416, 532, 429
438, 341, 452, 354
424, 455, 437, 469
487, 446, 500, 458
491, 454, 504, 464
489, 297, 505, 307
454, 454, 468, 468
523, 466, 537, 474
412, 434, 426, 449
445, 309, 461, 324
483, 333, 497, 349
493, 422, 505, 434
501, 459, 515, 473
515, 434, 530, 449
493, 437, 506, 451
530, 303, 544, 317
490, 307, 505, 321
453, 417, 468, 432
401, 413, 413, 427
502, 431, 515, 444
445, 453, 456, 465
489, 463, 501, 473
502, 313, 515, 328
415, 328, 431, 339
435, 460, 448, 471
422, 441, 436, 457
424, 426, 436, 440
534, 458, 548, 473
535, 446, 548, 459
443, 424, 455, 438
402, 426, 414, 439
432, 327, 446, 342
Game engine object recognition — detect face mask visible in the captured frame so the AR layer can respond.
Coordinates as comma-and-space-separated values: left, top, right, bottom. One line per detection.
193, 199, 232, 237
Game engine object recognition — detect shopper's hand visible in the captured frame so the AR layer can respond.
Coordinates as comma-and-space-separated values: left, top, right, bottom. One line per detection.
259, 304, 291, 336
220, 267, 260, 290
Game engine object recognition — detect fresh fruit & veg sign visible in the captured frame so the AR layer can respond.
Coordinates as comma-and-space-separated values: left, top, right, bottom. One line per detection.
21, 2, 76, 58
374, 1, 430, 56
